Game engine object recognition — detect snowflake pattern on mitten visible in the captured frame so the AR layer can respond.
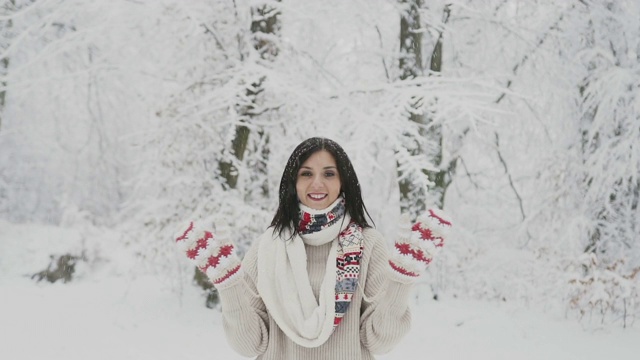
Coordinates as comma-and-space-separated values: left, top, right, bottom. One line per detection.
175, 220, 243, 288
389, 208, 452, 281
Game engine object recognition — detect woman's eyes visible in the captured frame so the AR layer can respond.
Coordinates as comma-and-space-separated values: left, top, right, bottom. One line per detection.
298, 171, 336, 178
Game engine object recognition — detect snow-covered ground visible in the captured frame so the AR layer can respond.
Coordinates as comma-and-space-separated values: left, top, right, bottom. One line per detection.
1, 220, 638, 360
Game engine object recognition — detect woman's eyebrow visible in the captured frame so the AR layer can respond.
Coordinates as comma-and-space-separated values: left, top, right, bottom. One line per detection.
298, 166, 336, 170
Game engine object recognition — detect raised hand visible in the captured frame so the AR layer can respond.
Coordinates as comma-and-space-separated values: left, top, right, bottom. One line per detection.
389, 208, 452, 280
175, 219, 243, 288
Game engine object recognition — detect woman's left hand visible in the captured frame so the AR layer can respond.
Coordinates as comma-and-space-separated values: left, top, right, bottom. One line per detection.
388, 208, 452, 280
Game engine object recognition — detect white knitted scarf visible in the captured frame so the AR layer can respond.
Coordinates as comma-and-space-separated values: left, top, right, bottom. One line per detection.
256, 198, 362, 348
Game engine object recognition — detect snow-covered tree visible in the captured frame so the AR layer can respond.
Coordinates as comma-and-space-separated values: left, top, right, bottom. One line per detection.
0, 0, 637, 327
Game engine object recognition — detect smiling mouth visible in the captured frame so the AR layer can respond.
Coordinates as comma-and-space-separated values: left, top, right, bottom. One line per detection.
308, 194, 328, 201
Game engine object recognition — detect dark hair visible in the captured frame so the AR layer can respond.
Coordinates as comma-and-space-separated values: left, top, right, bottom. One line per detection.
270, 137, 373, 238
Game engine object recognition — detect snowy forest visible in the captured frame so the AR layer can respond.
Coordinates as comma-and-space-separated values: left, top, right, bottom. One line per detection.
0, 0, 639, 335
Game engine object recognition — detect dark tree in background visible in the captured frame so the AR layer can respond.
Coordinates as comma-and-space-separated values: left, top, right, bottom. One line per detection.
397, 1, 452, 216
219, 1, 281, 191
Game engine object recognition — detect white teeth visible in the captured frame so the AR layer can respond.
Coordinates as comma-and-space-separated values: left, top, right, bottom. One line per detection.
309, 194, 326, 200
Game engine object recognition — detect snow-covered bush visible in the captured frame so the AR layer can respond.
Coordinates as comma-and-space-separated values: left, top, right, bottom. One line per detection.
567, 254, 639, 328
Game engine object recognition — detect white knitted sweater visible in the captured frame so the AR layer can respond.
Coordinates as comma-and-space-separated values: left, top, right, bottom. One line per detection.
218, 227, 413, 360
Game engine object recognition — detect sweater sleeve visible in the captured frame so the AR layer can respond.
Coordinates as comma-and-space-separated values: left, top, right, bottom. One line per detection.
359, 229, 413, 355
217, 238, 269, 357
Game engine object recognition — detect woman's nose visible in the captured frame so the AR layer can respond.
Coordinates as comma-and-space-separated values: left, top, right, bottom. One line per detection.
311, 175, 324, 188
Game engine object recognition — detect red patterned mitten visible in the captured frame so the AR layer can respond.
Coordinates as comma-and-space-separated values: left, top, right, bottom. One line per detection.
175, 219, 243, 289
389, 208, 452, 282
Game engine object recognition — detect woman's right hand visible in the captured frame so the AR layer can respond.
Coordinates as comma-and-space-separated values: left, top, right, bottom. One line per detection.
175, 219, 243, 288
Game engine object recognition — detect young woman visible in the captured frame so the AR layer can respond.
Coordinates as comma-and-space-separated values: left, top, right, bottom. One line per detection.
175, 137, 451, 359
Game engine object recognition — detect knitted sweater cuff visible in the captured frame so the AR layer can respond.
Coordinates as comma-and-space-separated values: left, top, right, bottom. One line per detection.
386, 279, 413, 304
372, 278, 414, 317
213, 266, 245, 291
387, 258, 423, 284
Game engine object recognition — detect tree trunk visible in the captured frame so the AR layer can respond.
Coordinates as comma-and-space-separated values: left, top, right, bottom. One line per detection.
397, 2, 452, 214
399, 0, 423, 81
0, 0, 15, 131
397, 0, 425, 215
423, 5, 452, 209
219, 2, 280, 189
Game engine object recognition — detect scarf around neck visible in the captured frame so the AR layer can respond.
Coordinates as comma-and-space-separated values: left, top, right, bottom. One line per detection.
298, 198, 346, 235
256, 197, 364, 348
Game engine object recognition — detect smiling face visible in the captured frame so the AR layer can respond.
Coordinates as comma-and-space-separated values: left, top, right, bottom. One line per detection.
296, 150, 342, 210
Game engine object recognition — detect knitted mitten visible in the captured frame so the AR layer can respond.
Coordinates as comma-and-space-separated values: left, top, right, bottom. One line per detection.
389, 208, 452, 282
175, 219, 243, 289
